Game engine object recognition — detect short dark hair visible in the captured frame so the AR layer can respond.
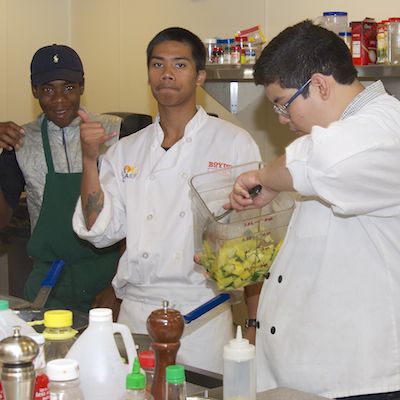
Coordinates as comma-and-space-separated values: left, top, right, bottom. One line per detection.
146, 27, 206, 72
253, 20, 357, 93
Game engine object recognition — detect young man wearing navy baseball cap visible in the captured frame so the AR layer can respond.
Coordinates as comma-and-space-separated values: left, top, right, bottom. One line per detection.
0, 44, 122, 312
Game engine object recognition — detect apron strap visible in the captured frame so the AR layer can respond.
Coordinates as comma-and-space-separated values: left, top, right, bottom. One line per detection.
40, 117, 55, 173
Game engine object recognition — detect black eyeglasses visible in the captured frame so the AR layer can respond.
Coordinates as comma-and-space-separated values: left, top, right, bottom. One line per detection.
273, 78, 312, 118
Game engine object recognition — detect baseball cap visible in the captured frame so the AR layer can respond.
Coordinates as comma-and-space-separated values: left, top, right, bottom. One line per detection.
30, 44, 84, 86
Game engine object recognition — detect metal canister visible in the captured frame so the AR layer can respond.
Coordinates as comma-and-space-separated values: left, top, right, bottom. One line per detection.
0, 326, 39, 400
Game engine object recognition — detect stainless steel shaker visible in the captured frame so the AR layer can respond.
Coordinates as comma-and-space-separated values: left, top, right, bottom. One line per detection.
0, 325, 39, 400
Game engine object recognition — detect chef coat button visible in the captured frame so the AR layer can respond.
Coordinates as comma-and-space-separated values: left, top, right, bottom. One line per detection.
186, 137, 192, 143
270, 326, 276, 334
142, 252, 149, 259
179, 211, 185, 218
147, 214, 153, 221
181, 172, 188, 179
265, 272, 270, 280
149, 175, 155, 181
278, 275, 283, 283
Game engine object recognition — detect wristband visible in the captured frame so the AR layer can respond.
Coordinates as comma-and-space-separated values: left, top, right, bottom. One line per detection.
245, 319, 260, 329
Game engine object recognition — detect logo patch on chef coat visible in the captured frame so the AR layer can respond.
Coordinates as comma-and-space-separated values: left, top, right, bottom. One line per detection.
121, 164, 139, 182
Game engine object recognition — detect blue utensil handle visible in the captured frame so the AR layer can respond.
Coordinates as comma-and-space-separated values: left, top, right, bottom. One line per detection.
41, 259, 65, 287
183, 293, 230, 324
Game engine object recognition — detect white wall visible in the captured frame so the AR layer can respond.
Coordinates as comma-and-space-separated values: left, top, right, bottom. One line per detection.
0, 0, 71, 122
265, 0, 400, 38
70, 0, 266, 126
1, 0, 398, 129
0, 0, 265, 127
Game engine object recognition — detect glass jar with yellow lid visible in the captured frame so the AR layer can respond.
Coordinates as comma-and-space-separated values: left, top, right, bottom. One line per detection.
43, 310, 77, 362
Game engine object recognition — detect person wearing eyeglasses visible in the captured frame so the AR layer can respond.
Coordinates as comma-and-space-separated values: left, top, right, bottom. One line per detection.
227, 20, 400, 400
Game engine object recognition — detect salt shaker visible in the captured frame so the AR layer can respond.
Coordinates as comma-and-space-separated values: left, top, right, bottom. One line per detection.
0, 325, 39, 400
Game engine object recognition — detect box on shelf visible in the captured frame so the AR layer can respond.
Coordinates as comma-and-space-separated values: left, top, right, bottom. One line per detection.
351, 18, 377, 65
190, 162, 294, 291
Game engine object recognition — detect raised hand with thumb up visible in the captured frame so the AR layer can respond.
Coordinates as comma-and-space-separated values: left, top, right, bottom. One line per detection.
78, 109, 118, 163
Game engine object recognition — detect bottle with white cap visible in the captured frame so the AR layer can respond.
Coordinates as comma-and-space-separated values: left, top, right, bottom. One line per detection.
47, 359, 84, 400
66, 308, 136, 400
223, 325, 256, 400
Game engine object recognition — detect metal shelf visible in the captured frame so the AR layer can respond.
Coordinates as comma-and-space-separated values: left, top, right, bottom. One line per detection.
205, 64, 400, 81
203, 64, 400, 114
205, 64, 255, 81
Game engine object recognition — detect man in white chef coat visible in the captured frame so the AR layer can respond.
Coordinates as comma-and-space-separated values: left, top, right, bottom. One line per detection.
228, 20, 400, 399
72, 27, 261, 373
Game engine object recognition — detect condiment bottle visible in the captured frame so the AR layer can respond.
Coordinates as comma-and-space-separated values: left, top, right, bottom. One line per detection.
30, 333, 50, 400
47, 359, 84, 400
146, 300, 184, 400
43, 310, 77, 362
138, 350, 155, 394
165, 365, 187, 400
122, 357, 154, 400
223, 325, 256, 400
0, 325, 39, 400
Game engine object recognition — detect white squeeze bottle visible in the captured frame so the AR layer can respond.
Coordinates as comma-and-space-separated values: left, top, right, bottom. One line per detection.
66, 308, 137, 400
0, 299, 36, 339
223, 325, 256, 400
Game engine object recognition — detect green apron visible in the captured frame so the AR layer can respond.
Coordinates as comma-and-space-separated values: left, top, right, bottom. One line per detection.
25, 117, 119, 312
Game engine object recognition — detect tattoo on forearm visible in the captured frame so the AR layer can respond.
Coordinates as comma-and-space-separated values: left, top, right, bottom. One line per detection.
84, 190, 104, 225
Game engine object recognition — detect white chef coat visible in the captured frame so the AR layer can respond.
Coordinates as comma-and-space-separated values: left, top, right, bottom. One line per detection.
256, 81, 400, 398
73, 106, 261, 373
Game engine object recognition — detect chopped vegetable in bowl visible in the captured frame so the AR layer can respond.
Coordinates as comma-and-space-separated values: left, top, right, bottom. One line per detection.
200, 232, 282, 290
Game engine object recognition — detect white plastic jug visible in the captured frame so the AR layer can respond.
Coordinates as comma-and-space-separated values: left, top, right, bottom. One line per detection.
66, 308, 137, 400
0, 300, 36, 339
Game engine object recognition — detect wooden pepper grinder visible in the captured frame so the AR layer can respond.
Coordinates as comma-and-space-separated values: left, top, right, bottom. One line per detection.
146, 300, 184, 400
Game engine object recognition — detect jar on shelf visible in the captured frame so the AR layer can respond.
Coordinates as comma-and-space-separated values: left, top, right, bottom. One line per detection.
213, 42, 224, 64
224, 38, 235, 64
231, 44, 241, 65
377, 20, 389, 64
388, 17, 400, 64
246, 40, 257, 64
203, 38, 217, 64
321, 11, 348, 35
235, 36, 248, 64
339, 31, 352, 52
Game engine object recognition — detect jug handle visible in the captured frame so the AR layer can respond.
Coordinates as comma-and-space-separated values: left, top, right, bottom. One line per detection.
113, 322, 137, 369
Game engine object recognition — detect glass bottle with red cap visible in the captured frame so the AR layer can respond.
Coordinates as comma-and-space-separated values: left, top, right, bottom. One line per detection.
138, 350, 155, 394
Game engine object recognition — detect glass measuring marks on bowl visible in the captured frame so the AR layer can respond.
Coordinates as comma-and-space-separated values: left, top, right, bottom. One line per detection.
213, 185, 262, 222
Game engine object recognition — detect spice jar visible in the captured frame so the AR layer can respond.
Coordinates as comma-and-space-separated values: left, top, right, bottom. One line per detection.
339, 31, 352, 52
203, 38, 216, 64
388, 17, 400, 64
